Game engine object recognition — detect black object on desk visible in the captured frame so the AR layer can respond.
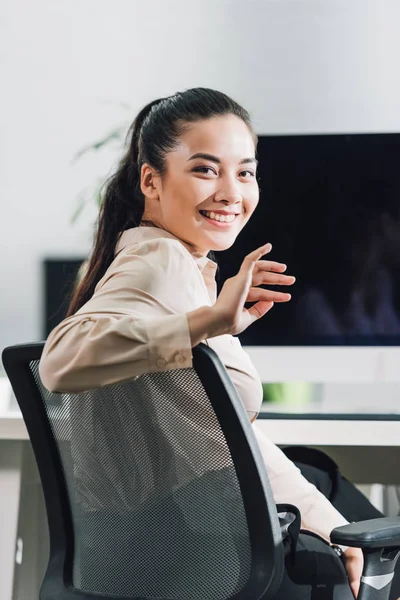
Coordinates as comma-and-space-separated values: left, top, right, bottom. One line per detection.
43, 258, 84, 338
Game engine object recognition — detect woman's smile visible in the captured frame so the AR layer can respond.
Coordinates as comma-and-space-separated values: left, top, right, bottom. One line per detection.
199, 209, 241, 228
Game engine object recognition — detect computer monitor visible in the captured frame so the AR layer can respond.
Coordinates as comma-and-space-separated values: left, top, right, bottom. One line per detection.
43, 258, 85, 338
214, 133, 400, 382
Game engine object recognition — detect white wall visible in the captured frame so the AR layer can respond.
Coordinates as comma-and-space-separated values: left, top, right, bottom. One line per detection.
1, 0, 400, 353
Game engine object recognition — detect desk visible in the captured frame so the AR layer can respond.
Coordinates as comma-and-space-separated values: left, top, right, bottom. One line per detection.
258, 413, 400, 485
1, 411, 400, 600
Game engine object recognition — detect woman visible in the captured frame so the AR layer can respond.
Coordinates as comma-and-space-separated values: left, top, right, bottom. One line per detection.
39, 88, 399, 599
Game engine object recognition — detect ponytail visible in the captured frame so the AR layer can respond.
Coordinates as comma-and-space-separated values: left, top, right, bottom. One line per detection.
66, 99, 165, 316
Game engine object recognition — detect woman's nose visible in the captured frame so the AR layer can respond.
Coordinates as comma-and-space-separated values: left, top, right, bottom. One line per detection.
214, 181, 242, 204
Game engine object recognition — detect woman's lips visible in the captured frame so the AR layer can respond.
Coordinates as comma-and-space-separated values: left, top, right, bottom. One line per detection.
200, 212, 238, 228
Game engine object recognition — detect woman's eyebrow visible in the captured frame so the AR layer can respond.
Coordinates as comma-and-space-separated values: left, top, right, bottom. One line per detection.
187, 152, 258, 166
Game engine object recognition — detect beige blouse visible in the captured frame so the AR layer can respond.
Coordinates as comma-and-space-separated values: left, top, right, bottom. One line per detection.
39, 225, 348, 546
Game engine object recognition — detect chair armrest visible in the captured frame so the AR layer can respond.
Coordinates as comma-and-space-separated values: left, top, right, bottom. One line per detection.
331, 517, 400, 549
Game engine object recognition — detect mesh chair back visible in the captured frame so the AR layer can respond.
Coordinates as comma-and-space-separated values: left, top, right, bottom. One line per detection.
3, 343, 284, 600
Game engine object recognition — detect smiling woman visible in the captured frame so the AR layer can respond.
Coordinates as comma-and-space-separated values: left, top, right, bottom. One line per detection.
38, 88, 399, 599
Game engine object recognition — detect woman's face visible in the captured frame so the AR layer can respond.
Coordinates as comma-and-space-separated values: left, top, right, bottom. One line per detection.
140, 114, 259, 255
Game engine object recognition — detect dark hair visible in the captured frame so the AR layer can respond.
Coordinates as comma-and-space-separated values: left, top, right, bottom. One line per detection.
66, 87, 257, 316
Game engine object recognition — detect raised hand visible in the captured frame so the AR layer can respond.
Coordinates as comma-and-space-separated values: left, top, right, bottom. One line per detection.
212, 243, 295, 336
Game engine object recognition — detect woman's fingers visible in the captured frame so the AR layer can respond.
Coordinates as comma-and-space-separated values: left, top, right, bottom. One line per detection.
246, 287, 292, 303
216, 242, 294, 333
246, 300, 275, 322
343, 550, 363, 599
253, 272, 296, 286
256, 260, 288, 273
240, 243, 272, 273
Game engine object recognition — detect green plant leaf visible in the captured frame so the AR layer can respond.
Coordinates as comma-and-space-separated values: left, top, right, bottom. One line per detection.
70, 126, 126, 165
70, 176, 107, 225
95, 185, 103, 209
70, 116, 130, 226
70, 194, 88, 225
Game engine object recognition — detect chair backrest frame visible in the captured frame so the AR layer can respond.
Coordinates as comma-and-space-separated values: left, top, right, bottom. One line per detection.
3, 343, 75, 599
2, 342, 284, 600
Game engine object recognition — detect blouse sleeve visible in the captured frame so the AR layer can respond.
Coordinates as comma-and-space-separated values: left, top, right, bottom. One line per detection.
39, 239, 203, 393
252, 422, 349, 547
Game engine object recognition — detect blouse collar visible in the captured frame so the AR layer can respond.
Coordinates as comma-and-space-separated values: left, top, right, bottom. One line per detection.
115, 226, 218, 275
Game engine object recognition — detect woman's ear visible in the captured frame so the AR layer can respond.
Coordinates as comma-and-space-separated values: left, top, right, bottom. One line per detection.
140, 163, 160, 199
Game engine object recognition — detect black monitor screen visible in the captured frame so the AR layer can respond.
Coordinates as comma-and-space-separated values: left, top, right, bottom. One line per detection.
215, 133, 400, 346
43, 259, 84, 338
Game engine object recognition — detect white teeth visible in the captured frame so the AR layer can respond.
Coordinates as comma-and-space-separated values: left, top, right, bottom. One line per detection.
202, 211, 235, 223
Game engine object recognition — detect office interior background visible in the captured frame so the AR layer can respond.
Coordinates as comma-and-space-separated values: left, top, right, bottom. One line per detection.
1, 0, 400, 598
2, 0, 400, 401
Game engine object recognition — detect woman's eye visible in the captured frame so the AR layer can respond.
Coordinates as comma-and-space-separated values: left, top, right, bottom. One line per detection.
192, 166, 255, 178
193, 166, 216, 175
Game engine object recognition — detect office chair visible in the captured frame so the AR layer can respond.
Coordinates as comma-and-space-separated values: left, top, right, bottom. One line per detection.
3, 342, 400, 600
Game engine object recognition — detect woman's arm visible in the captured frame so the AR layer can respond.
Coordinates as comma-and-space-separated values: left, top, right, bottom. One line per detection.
39, 240, 219, 392
253, 423, 366, 595
252, 422, 349, 544
40, 239, 291, 393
